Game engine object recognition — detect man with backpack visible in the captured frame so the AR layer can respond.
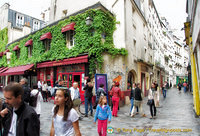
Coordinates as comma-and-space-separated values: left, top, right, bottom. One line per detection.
94, 84, 107, 109
20, 78, 31, 104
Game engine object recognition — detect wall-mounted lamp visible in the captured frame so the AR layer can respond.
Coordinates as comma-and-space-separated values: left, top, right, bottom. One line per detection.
86, 17, 93, 26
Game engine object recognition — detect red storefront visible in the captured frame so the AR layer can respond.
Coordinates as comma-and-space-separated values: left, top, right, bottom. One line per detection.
37, 55, 89, 99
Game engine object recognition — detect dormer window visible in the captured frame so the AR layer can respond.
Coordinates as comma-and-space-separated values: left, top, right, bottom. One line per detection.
40, 32, 52, 52
61, 22, 75, 49
16, 14, 24, 27
33, 19, 40, 31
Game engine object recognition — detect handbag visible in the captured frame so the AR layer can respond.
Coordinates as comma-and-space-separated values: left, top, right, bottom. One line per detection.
147, 99, 153, 105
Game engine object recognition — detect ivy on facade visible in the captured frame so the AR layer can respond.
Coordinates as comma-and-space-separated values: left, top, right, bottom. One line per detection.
0, 27, 8, 66
0, 9, 128, 76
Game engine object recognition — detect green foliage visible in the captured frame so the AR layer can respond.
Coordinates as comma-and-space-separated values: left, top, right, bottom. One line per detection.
0, 27, 8, 52
0, 9, 128, 76
0, 27, 8, 66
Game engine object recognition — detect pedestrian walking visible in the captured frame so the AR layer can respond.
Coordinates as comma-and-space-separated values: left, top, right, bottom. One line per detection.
183, 82, 187, 93
30, 84, 43, 118
50, 88, 81, 136
42, 81, 48, 102
1, 82, 40, 136
129, 83, 139, 115
131, 83, 146, 118
148, 83, 159, 119
95, 84, 107, 109
177, 82, 182, 92
162, 81, 167, 98
83, 78, 93, 117
94, 96, 112, 136
20, 78, 31, 104
37, 80, 42, 92
70, 82, 81, 119
109, 81, 115, 111
110, 82, 121, 117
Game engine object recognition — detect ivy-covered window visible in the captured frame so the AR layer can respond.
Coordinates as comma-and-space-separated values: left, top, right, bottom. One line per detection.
15, 50, 20, 59
66, 30, 75, 49
28, 46, 33, 57
43, 39, 51, 52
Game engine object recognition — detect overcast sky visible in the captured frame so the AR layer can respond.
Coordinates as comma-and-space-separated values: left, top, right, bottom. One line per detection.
0, 0, 187, 38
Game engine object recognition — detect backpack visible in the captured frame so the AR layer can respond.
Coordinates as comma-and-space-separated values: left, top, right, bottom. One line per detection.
29, 91, 39, 107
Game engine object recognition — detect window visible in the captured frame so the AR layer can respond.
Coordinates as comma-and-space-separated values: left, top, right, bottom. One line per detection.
16, 14, 24, 27
43, 39, 51, 52
66, 30, 75, 49
16, 50, 20, 59
33, 20, 40, 31
28, 45, 33, 57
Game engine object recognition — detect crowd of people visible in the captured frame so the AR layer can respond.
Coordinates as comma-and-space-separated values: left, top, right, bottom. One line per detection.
0, 77, 174, 136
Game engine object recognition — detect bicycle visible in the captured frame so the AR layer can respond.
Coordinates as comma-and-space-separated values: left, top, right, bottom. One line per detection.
78, 100, 93, 116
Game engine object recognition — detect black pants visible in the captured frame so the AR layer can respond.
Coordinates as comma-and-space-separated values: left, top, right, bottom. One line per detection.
42, 91, 47, 101
150, 99, 156, 117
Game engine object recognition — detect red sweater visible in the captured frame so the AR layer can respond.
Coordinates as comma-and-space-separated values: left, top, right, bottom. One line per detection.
111, 87, 121, 98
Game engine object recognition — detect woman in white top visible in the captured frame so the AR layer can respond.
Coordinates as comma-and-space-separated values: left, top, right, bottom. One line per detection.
148, 83, 159, 119
30, 84, 43, 118
50, 88, 81, 136
42, 81, 48, 102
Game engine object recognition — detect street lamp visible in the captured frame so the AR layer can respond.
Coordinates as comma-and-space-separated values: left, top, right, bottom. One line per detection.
86, 17, 93, 26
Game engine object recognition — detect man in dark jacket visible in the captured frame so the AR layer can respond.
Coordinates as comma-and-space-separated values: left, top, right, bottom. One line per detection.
20, 78, 31, 104
83, 78, 93, 117
131, 83, 146, 117
1, 82, 40, 136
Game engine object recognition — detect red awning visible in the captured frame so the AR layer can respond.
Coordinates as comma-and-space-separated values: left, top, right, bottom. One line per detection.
25, 39, 33, 47
0, 52, 3, 57
3, 49, 10, 55
13, 45, 20, 51
40, 32, 52, 41
0, 64, 34, 76
61, 22, 75, 33
0, 67, 9, 76
37, 55, 88, 68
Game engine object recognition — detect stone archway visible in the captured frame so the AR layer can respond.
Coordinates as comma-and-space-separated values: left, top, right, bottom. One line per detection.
127, 70, 137, 89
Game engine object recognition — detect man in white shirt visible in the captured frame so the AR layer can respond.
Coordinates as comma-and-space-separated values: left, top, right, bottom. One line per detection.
69, 82, 81, 118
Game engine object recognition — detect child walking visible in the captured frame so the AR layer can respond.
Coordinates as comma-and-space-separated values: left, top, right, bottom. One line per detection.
50, 88, 81, 136
94, 96, 112, 136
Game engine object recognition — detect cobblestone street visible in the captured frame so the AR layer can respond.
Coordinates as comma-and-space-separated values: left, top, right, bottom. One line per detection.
1, 88, 200, 136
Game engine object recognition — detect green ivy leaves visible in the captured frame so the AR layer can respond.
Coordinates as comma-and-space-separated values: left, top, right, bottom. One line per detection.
0, 9, 128, 77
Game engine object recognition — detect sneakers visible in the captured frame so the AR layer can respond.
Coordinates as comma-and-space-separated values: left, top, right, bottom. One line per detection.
150, 116, 153, 119
84, 115, 88, 117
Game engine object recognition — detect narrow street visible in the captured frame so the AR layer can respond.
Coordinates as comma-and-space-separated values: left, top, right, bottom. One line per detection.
0, 88, 200, 135
38, 88, 200, 136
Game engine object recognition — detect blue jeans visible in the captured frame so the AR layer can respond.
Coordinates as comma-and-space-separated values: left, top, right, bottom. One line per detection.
130, 98, 139, 113
85, 97, 93, 115
184, 87, 187, 93
163, 89, 166, 98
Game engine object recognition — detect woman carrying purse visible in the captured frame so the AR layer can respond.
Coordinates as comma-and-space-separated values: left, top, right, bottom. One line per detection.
148, 83, 159, 119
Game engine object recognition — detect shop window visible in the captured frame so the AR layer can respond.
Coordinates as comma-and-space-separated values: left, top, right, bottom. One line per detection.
28, 45, 33, 57
43, 39, 51, 52
66, 30, 75, 49
16, 14, 24, 27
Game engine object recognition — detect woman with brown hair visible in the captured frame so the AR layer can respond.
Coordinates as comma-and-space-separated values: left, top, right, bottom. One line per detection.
50, 88, 81, 136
